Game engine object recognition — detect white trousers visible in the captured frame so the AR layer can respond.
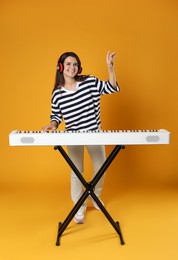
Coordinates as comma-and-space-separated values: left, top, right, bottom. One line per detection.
67, 145, 106, 208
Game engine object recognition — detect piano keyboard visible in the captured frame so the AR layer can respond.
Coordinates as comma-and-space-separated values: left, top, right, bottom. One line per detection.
9, 129, 170, 146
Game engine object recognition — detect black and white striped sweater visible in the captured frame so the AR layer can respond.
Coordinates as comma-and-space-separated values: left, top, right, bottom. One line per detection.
50, 76, 119, 131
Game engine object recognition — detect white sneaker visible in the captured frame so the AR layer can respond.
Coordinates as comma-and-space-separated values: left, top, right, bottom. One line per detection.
89, 196, 104, 211
74, 206, 86, 224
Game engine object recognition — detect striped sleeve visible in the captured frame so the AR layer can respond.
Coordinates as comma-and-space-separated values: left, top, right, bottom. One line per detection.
95, 77, 120, 95
50, 90, 63, 125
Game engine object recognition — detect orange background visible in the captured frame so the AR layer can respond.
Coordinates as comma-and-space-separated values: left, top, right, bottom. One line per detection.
1, 0, 177, 187
0, 1, 178, 259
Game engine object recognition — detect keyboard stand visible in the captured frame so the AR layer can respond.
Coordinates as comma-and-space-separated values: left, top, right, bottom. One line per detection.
54, 145, 125, 246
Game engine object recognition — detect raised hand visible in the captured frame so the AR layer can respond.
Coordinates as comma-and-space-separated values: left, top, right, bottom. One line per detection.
106, 50, 116, 67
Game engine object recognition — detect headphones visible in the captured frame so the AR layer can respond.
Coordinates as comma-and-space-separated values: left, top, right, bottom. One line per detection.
58, 62, 82, 74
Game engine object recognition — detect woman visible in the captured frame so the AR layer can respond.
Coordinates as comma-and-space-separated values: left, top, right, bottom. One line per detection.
42, 51, 120, 223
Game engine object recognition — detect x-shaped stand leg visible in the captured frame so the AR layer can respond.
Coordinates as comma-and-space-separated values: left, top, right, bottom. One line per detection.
54, 145, 125, 246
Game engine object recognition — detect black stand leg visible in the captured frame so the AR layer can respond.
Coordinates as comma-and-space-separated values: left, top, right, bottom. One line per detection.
54, 145, 125, 246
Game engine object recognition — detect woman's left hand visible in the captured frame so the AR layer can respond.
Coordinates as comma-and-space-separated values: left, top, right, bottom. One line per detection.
106, 51, 116, 67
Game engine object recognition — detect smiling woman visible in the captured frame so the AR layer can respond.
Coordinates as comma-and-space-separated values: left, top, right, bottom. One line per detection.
57, 53, 87, 91
53, 52, 88, 91
42, 50, 120, 224
63, 57, 80, 82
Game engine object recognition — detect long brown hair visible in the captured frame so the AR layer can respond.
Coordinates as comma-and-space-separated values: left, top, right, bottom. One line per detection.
53, 52, 89, 91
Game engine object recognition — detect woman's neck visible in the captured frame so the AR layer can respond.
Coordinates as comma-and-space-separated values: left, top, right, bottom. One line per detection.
64, 77, 77, 91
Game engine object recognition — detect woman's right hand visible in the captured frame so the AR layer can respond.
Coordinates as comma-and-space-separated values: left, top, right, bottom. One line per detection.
42, 122, 58, 132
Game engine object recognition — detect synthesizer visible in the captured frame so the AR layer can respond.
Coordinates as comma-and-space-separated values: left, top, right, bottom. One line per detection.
9, 129, 170, 146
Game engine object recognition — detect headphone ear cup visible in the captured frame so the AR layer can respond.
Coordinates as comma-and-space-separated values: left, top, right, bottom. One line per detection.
78, 67, 82, 74
59, 63, 63, 73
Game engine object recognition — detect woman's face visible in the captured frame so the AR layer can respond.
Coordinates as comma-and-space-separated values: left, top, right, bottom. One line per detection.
63, 56, 79, 78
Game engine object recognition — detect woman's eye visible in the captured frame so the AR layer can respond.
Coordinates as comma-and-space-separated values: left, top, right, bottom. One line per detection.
65, 62, 78, 67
